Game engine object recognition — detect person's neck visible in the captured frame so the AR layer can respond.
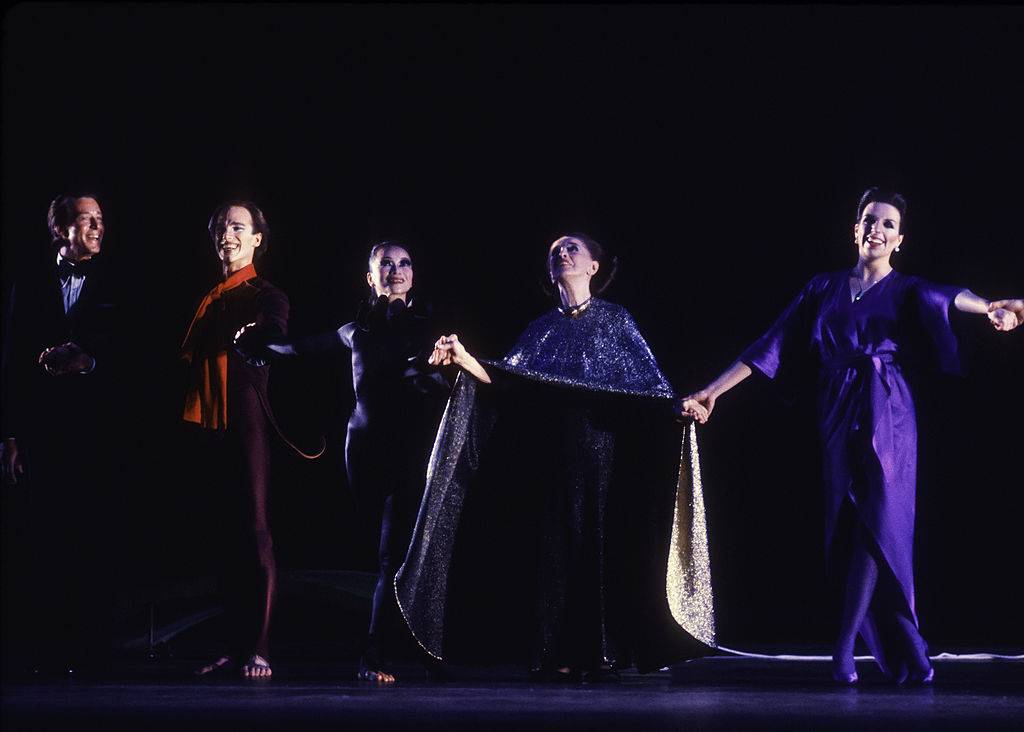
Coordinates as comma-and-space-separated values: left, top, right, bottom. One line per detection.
59, 244, 93, 263
852, 258, 892, 282
557, 279, 592, 309
374, 292, 407, 304
222, 260, 254, 279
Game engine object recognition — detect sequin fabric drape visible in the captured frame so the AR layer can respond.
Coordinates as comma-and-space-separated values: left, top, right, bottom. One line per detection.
395, 299, 716, 669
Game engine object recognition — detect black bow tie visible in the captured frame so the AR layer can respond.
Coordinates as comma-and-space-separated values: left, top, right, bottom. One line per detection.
57, 258, 94, 281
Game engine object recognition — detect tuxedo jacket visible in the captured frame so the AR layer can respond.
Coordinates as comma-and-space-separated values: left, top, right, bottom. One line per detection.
1, 251, 118, 447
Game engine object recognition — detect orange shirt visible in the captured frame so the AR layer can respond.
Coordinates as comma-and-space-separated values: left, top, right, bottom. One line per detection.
180, 264, 258, 429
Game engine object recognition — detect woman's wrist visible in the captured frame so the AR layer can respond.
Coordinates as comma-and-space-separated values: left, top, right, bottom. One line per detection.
954, 289, 990, 315
705, 378, 726, 397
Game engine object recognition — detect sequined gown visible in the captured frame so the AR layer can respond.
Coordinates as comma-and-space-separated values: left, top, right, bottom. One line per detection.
396, 299, 716, 672
740, 270, 962, 677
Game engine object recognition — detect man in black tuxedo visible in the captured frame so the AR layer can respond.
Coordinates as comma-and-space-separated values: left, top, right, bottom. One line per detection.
1, 193, 118, 674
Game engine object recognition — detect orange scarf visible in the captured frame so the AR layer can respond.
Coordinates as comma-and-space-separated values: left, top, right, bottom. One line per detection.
181, 263, 257, 429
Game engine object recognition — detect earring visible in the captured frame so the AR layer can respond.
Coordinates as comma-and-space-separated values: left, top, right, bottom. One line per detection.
895, 247, 900, 252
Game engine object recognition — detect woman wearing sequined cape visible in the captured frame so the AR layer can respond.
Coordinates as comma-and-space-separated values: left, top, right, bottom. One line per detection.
397, 234, 716, 677
680, 188, 1022, 685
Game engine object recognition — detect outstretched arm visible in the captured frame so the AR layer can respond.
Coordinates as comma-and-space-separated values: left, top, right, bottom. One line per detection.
234, 325, 345, 364
428, 334, 492, 384
954, 289, 1021, 331
678, 360, 753, 424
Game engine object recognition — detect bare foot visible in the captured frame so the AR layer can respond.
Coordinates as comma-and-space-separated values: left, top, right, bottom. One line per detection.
241, 654, 273, 679
194, 655, 232, 676
357, 668, 395, 684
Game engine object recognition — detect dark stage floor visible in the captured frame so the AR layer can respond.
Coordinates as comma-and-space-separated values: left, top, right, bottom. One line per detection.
3, 655, 1023, 731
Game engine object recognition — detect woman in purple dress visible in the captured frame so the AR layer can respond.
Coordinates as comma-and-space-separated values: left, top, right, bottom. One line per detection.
679, 187, 1020, 685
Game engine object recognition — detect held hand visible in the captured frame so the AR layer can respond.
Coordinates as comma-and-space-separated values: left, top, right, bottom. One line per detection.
674, 398, 709, 424
428, 336, 454, 367
677, 389, 716, 424
1, 438, 25, 486
428, 334, 470, 367
37, 342, 94, 375
988, 299, 1023, 331
233, 323, 269, 366
988, 308, 1019, 332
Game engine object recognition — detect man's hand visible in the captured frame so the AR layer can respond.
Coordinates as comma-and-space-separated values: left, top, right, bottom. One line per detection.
233, 323, 270, 366
38, 342, 94, 375
2, 438, 24, 485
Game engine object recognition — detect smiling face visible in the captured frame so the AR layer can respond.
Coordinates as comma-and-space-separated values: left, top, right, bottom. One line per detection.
548, 235, 600, 286
61, 197, 104, 261
213, 205, 262, 274
854, 201, 904, 263
366, 245, 414, 301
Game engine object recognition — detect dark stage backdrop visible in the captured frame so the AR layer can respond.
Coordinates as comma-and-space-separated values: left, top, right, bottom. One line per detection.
3, 5, 1022, 651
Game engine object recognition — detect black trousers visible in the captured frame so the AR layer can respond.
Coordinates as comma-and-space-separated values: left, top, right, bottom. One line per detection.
346, 423, 430, 667
1, 435, 114, 669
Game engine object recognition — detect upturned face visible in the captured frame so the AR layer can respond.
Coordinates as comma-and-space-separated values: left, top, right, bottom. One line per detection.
213, 205, 262, 272
854, 201, 904, 263
366, 245, 414, 300
62, 197, 104, 261
548, 236, 599, 285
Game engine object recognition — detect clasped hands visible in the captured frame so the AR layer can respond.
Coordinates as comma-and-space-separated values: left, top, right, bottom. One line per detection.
37, 341, 94, 375
988, 299, 1023, 332
233, 323, 269, 366
427, 301, 1022, 425
428, 334, 467, 367
676, 390, 712, 425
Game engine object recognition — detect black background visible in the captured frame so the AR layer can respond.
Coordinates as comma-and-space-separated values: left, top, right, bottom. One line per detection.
3, 4, 1022, 651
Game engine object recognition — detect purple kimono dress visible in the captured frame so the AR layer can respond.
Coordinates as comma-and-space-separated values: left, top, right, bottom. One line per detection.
741, 270, 962, 675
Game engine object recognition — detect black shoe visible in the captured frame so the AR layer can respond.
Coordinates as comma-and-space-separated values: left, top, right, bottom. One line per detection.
583, 664, 620, 683
831, 669, 859, 685
529, 665, 577, 683
906, 666, 935, 685
831, 653, 858, 685
423, 656, 450, 681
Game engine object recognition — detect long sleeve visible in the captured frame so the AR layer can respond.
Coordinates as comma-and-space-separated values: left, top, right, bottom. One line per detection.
740, 277, 821, 381
255, 283, 289, 338
1, 281, 21, 438
907, 276, 966, 377
264, 328, 346, 358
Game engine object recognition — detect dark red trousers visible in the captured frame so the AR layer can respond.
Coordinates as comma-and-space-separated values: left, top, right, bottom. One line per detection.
191, 388, 276, 660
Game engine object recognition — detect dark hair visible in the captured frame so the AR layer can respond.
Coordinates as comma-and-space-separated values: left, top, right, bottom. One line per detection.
47, 193, 102, 244
543, 232, 619, 298
367, 240, 412, 269
207, 200, 271, 260
856, 187, 907, 234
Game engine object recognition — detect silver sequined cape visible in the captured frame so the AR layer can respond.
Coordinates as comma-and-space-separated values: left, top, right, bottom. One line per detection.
394, 299, 716, 668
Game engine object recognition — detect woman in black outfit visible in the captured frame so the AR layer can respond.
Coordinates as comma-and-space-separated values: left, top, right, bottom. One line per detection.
243, 241, 448, 682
